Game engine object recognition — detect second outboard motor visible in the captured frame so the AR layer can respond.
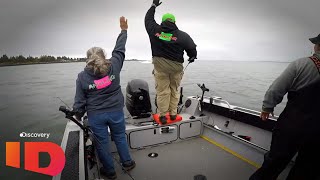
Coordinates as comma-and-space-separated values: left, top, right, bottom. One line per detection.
126, 79, 152, 118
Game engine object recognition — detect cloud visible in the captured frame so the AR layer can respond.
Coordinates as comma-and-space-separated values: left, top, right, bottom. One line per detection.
0, 0, 319, 61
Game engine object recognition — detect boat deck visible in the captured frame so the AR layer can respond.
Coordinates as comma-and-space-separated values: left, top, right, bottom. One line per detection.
56, 97, 293, 180
102, 137, 257, 180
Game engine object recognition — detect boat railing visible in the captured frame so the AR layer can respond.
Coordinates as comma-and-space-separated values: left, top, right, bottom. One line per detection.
202, 96, 232, 110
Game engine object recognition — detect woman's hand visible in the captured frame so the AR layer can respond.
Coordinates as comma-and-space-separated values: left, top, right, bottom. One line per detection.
120, 16, 128, 30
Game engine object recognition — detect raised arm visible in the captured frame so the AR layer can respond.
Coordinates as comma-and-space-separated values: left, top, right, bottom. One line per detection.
111, 17, 128, 70
145, 0, 161, 35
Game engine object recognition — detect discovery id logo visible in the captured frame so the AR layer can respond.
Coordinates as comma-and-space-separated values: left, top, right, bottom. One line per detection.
5, 142, 65, 176
20, 132, 50, 139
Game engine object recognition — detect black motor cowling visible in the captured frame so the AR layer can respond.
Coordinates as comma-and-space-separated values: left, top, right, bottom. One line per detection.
126, 79, 152, 118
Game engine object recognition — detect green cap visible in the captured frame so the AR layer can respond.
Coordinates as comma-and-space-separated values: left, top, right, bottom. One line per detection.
162, 13, 176, 23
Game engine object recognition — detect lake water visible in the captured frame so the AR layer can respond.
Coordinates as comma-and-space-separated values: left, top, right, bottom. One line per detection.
0, 60, 289, 179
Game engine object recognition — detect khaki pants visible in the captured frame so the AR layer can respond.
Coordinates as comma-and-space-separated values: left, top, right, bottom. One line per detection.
152, 57, 183, 116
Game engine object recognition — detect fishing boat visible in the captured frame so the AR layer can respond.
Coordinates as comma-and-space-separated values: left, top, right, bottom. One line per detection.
53, 80, 292, 180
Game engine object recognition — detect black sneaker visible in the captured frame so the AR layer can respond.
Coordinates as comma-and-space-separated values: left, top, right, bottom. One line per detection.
159, 116, 167, 124
122, 160, 136, 171
170, 115, 177, 121
100, 167, 117, 179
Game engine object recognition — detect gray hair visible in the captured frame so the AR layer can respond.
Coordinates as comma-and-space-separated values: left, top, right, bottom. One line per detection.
86, 47, 111, 77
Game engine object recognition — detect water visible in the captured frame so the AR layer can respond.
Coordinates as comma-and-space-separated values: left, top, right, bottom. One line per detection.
0, 61, 289, 179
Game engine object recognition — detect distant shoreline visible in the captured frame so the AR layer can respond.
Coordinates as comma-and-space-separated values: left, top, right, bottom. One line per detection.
0, 61, 84, 67
0, 59, 149, 67
0, 59, 287, 67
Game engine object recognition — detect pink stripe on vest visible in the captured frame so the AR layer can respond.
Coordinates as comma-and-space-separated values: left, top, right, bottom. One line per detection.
94, 76, 112, 90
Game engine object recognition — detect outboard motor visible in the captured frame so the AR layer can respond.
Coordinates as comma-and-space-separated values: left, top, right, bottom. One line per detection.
126, 79, 152, 118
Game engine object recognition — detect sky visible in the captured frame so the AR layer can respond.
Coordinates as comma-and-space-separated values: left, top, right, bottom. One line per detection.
0, 0, 319, 61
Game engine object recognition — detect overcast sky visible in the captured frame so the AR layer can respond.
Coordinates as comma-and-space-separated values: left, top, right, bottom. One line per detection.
0, 0, 319, 61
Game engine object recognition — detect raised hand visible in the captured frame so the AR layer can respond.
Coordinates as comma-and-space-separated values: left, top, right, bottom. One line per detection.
153, 0, 162, 7
120, 16, 128, 30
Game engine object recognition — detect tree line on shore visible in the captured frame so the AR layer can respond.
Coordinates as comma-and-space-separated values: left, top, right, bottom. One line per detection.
0, 54, 86, 65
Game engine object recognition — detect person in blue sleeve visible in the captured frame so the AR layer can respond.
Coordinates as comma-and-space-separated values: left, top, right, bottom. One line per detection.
73, 16, 135, 179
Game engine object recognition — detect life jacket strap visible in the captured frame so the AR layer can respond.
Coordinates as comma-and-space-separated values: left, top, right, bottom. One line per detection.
309, 56, 320, 75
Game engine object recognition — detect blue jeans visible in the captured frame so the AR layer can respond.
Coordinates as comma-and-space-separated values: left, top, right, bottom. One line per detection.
88, 110, 132, 172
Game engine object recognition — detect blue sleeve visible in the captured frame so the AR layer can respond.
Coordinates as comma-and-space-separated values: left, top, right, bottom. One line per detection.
111, 30, 127, 71
73, 75, 86, 112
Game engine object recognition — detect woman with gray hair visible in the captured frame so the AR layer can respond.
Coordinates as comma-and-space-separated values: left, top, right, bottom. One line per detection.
73, 16, 135, 179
